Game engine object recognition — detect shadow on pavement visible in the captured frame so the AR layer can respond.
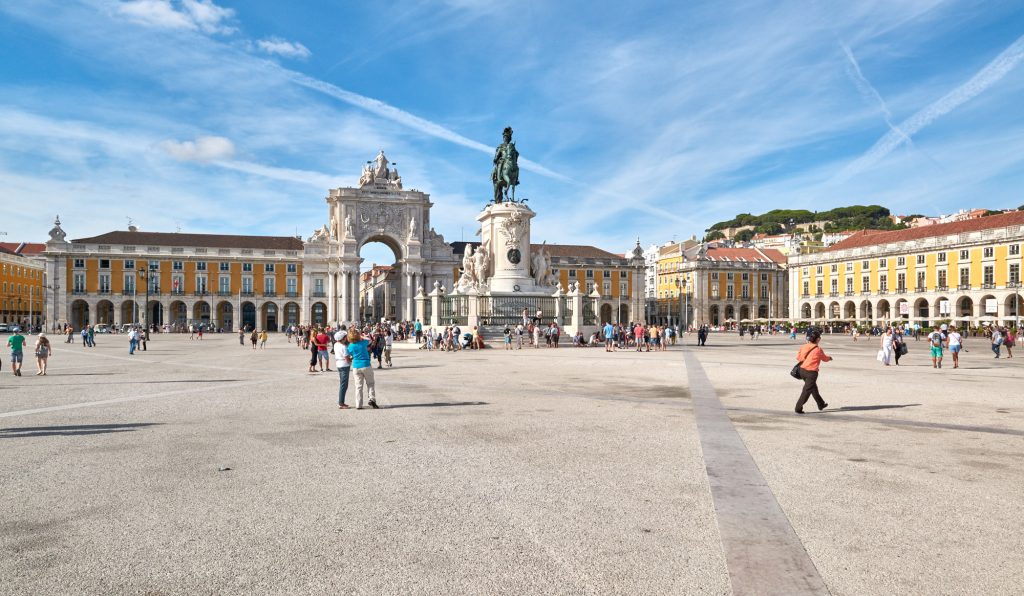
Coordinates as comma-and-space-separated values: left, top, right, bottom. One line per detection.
36, 379, 242, 386
385, 401, 488, 409
0, 423, 162, 438
828, 404, 922, 412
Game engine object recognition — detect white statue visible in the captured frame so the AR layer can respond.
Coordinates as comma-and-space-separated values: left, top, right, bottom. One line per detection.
330, 215, 338, 240
344, 214, 354, 239
359, 163, 374, 186
462, 245, 476, 281
408, 215, 418, 241
373, 150, 389, 179
532, 245, 548, 285
309, 225, 329, 242
474, 243, 489, 282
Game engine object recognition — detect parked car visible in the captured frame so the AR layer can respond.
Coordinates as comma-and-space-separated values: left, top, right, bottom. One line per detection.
94, 324, 111, 334
0, 324, 9, 333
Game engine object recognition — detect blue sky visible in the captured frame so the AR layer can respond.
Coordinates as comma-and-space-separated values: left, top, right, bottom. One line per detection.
2, 0, 1024, 267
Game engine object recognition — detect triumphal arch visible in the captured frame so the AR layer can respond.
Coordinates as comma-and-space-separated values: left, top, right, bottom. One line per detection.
302, 151, 457, 323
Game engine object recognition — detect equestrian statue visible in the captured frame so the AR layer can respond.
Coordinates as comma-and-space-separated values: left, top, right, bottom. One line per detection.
491, 126, 520, 203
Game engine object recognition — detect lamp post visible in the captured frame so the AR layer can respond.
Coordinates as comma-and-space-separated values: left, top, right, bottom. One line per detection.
681, 277, 688, 333
138, 268, 150, 337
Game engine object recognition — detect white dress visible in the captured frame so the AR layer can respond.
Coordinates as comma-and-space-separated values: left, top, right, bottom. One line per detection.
881, 335, 894, 365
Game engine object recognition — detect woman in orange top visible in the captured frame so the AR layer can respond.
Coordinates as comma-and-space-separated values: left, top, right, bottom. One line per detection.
795, 330, 832, 414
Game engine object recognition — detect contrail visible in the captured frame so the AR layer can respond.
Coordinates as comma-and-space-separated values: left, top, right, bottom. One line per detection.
288, 71, 572, 183
837, 33, 1024, 181
840, 42, 914, 147
840, 41, 945, 173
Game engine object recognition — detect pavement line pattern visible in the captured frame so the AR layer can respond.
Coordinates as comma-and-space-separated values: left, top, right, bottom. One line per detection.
683, 348, 831, 596
726, 406, 1024, 437
0, 379, 265, 419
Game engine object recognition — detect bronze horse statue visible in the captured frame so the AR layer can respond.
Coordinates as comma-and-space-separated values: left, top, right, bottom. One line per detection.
491, 126, 520, 203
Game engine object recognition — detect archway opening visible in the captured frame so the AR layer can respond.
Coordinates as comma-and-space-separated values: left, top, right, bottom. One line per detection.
241, 302, 256, 331
359, 239, 402, 323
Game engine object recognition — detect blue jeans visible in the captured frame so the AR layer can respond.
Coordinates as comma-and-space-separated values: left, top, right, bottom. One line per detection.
338, 367, 350, 405
129, 339, 136, 354
992, 343, 1001, 357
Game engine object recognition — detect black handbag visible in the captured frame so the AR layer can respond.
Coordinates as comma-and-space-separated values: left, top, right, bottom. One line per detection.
790, 363, 802, 379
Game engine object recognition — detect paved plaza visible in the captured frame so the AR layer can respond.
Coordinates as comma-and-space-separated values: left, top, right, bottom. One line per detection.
1, 331, 1022, 595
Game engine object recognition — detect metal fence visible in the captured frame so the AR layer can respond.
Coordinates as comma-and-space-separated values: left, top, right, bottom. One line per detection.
422, 298, 432, 324
479, 296, 560, 326
563, 299, 574, 323
583, 298, 597, 325
439, 295, 469, 326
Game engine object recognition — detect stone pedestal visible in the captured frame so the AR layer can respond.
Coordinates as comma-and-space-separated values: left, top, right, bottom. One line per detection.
476, 202, 537, 294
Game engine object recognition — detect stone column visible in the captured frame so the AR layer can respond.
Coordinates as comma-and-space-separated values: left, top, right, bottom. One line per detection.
466, 286, 479, 329
339, 269, 350, 325
351, 272, 360, 324
300, 271, 310, 325
429, 284, 442, 328
327, 270, 337, 324
553, 285, 564, 326
87, 301, 97, 327
415, 286, 427, 324
405, 272, 415, 322
568, 285, 583, 333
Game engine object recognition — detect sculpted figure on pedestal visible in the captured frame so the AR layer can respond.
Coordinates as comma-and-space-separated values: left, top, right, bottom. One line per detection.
344, 214, 354, 239
491, 126, 520, 203
474, 244, 490, 282
330, 215, 338, 240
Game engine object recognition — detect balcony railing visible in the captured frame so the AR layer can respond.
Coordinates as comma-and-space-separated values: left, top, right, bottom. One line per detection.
957, 283, 971, 290
801, 293, 809, 299
170, 290, 185, 296
97, 289, 111, 295
982, 283, 996, 290
217, 290, 232, 297
895, 288, 906, 294
829, 292, 839, 298
72, 289, 87, 295
1007, 281, 1022, 289
915, 286, 926, 293
240, 291, 255, 297
285, 291, 299, 298
311, 291, 326, 297
844, 291, 855, 296
936, 285, 948, 292
263, 291, 277, 297
814, 293, 823, 298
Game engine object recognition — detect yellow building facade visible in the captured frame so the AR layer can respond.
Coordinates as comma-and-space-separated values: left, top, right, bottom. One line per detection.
45, 224, 307, 332
0, 248, 45, 328
791, 211, 1024, 327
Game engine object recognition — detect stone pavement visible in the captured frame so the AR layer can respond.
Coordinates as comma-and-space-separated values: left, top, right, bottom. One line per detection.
0, 331, 1020, 595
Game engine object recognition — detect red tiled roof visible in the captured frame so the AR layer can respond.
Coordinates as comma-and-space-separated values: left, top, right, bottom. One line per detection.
824, 211, 1024, 252
0, 242, 46, 255
71, 230, 304, 250
701, 246, 786, 264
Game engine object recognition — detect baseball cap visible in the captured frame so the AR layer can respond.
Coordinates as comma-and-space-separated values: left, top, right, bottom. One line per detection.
333, 331, 344, 341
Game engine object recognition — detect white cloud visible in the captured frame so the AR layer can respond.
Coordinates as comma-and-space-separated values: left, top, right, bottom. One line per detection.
180, 0, 235, 34
159, 135, 235, 161
256, 37, 311, 60
116, 0, 235, 34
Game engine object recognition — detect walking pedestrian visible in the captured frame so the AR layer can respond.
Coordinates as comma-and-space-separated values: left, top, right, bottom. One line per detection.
34, 333, 51, 375
383, 329, 393, 367
239, 328, 245, 346
259, 329, 268, 349
347, 328, 378, 409
991, 326, 1003, 358
1005, 328, 1015, 358
794, 330, 832, 414
603, 321, 615, 352
250, 329, 259, 350
892, 330, 904, 366
880, 327, 894, 366
948, 325, 963, 368
7, 328, 26, 377
334, 330, 351, 409
927, 326, 945, 368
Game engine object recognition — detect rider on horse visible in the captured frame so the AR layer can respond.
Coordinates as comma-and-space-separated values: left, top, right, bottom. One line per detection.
491, 126, 520, 203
